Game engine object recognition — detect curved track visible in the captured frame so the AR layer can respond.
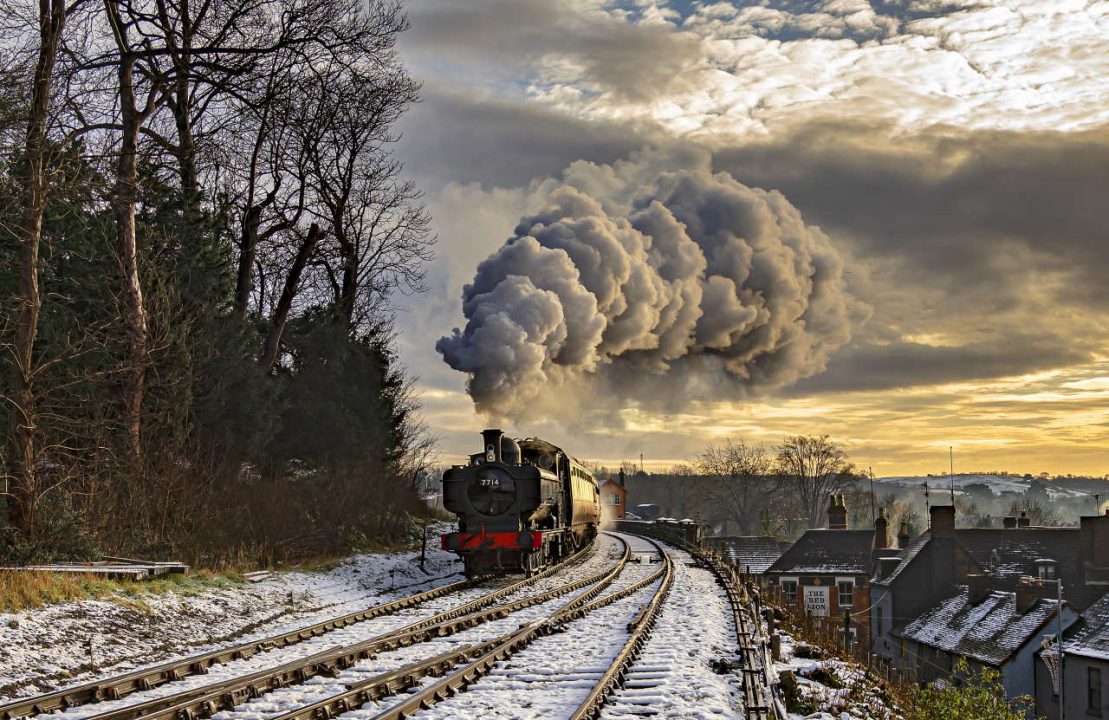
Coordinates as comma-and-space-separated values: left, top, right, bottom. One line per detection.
6, 531, 761, 720
0, 540, 605, 720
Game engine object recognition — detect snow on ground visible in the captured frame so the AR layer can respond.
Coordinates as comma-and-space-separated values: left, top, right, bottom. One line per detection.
0, 531, 464, 699
9, 536, 623, 720
284, 532, 745, 720
209, 533, 629, 720
770, 631, 900, 720
3, 531, 756, 720
600, 541, 745, 720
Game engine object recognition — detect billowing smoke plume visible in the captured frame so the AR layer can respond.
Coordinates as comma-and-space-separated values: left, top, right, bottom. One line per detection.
437, 150, 869, 417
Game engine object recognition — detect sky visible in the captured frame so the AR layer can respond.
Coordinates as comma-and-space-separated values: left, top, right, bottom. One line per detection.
389, 0, 1109, 476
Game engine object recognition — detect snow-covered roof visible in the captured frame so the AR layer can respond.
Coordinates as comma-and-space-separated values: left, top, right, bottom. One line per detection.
767, 529, 875, 576
956, 528, 1103, 609
902, 588, 1063, 666
709, 536, 784, 575
1065, 591, 1109, 661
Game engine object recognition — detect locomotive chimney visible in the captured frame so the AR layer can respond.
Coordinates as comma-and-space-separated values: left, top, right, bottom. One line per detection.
481, 428, 504, 463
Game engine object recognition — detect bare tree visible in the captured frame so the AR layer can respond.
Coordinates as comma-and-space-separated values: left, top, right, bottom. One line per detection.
299, 57, 430, 335
4, 0, 83, 536
775, 434, 855, 529
259, 223, 321, 371
696, 439, 772, 535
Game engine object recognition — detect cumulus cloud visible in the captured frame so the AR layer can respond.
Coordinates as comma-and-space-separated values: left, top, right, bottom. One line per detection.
436, 149, 870, 416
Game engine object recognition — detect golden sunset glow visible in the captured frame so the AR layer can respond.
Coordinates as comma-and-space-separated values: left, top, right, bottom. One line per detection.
394, 0, 1109, 476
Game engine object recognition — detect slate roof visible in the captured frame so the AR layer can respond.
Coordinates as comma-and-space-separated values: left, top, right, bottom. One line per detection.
766, 529, 875, 575
873, 530, 930, 585
903, 588, 1063, 666
1066, 591, 1109, 661
955, 528, 1102, 609
709, 536, 785, 574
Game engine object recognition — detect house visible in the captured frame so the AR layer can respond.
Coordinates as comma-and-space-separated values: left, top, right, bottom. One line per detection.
870, 506, 1109, 712
598, 470, 627, 523
1033, 511, 1109, 719
899, 578, 1078, 700
765, 494, 890, 649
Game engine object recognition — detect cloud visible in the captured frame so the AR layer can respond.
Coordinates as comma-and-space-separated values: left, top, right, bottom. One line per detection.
403, 0, 705, 102
397, 87, 656, 189
711, 123, 1109, 338
436, 148, 870, 417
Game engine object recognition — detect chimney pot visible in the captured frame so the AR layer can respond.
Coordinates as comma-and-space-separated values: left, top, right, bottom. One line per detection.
897, 521, 910, 549
827, 494, 849, 529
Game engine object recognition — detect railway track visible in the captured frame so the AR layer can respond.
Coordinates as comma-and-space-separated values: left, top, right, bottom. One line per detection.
346, 534, 673, 720
0, 541, 602, 720
6, 531, 767, 720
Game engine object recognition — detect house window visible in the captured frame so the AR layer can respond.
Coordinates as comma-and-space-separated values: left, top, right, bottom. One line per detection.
781, 579, 798, 603
612, 493, 621, 505
837, 580, 854, 608
1090, 667, 1103, 716
1038, 563, 1056, 580
876, 605, 883, 634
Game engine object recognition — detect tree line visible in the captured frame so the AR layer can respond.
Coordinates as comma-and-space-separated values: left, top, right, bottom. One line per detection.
0, 0, 435, 564
604, 435, 922, 539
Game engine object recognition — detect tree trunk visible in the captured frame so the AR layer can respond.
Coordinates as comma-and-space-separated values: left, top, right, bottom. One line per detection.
112, 49, 148, 466
7, 0, 67, 538
259, 224, 321, 371
236, 205, 260, 311
338, 228, 357, 330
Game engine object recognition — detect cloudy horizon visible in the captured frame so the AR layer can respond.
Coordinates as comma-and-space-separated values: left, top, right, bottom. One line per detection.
388, 0, 1108, 476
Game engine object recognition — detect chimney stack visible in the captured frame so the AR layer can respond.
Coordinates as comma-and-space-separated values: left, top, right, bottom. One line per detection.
1080, 511, 1109, 584
967, 574, 991, 604
930, 504, 956, 538
827, 494, 848, 529
898, 521, 910, 549
1016, 576, 1054, 614
1003, 515, 1017, 529
874, 508, 890, 549
1017, 511, 1032, 528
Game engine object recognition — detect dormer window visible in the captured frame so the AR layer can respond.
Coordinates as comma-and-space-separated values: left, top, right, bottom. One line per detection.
1036, 558, 1057, 580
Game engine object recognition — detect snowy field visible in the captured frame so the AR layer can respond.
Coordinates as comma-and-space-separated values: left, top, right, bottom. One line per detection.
0, 538, 464, 698
3, 531, 753, 720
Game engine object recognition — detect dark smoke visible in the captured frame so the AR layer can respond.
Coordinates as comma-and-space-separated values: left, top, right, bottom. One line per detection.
437, 150, 870, 417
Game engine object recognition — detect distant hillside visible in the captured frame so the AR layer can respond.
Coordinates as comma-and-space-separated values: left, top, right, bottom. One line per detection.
875, 474, 1107, 500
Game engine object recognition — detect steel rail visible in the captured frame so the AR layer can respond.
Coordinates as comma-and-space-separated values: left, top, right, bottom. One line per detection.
567, 538, 674, 720
0, 543, 596, 720
363, 534, 670, 720
268, 539, 669, 720
39, 540, 616, 720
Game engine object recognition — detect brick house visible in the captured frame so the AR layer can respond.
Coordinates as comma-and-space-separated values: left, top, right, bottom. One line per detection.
765, 494, 891, 649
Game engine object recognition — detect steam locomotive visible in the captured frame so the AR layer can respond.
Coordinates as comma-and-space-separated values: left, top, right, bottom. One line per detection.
440, 429, 601, 576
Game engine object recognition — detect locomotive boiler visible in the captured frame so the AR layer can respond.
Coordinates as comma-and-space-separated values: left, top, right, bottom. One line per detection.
440, 429, 600, 575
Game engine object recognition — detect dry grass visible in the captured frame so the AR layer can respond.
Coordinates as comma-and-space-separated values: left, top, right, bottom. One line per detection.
0, 570, 243, 614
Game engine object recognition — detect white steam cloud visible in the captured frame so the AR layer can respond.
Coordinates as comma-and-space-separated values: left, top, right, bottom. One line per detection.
437, 149, 870, 417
